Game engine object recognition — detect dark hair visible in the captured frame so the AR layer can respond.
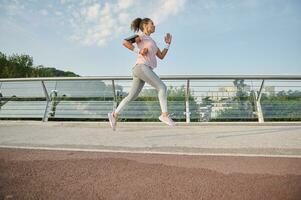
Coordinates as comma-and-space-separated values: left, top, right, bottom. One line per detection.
131, 18, 151, 32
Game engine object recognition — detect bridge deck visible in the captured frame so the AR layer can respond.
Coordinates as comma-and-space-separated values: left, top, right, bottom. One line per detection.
1, 121, 301, 199
1, 121, 301, 157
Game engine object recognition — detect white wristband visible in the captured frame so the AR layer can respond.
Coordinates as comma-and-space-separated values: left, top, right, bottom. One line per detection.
165, 43, 170, 49
133, 47, 140, 54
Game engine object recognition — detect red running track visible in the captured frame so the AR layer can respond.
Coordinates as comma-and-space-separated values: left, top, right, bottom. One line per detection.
1, 148, 301, 200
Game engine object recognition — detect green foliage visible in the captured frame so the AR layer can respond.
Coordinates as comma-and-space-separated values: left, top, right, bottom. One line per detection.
215, 79, 301, 121
201, 97, 213, 106
233, 79, 249, 101
262, 90, 301, 101
261, 90, 301, 121
0, 51, 79, 78
215, 102, 254, 121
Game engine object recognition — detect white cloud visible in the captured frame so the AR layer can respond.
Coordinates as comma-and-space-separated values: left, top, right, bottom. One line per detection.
1, 0, 25, 16
117, 0, 134, 10
68, 0, 186, 47
151, 0, 186, 24
85, 3, 101, 21
118, 12, 130, 24
55, 11, 63, 16
1, 0, 186, 47
60, 0, 72, 4
40, 9, 48, 16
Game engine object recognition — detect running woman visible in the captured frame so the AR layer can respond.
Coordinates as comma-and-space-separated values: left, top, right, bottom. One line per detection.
108, 17, 175, 130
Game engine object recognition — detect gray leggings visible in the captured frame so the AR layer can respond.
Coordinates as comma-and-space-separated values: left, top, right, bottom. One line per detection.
115, 64, 167, 114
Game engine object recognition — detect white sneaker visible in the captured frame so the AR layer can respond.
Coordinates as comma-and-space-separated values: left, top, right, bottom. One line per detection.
159, 114, 176, 127
108, 112, 116, 131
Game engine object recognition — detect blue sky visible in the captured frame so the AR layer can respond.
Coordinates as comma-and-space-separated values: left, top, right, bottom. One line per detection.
0, 0, 301, 76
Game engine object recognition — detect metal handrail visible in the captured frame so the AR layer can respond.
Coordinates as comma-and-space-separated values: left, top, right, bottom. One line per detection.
1, 75, 301, 82
1, 75, 301, 123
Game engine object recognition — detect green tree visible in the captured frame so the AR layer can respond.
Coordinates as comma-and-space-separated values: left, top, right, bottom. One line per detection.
233, 79, 248, 101
0, 51, 79, 78
261, 90, 301, 121
214, 79, 254, 121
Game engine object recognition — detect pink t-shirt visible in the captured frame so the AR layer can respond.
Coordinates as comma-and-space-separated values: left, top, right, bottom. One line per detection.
136, 33, 159, 69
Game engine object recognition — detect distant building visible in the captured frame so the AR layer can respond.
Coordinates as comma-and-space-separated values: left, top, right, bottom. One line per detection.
264, 86, 275, 96
198, 85, 276, 121
205, 85, 275, 101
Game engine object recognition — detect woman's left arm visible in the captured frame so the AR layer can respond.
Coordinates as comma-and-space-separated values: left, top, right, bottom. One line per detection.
156, 33, 172, 60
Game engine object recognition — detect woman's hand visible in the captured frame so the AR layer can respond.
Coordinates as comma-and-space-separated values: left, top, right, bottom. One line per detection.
156, 33, 172, 60
140, 48, 148, 55
165, 33, 172, 44
135, 36, 142, 43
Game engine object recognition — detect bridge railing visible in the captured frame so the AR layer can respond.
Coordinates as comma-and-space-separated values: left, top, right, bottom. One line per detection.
0, 75, 301, 123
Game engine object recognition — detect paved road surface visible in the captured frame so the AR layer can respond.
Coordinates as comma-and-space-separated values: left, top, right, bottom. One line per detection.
0, 121, 301, 199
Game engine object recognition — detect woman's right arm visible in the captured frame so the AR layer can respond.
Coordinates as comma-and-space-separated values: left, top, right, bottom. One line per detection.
122, 40, 135, 51
122, 36, 142, 51
122, 38, 148, 55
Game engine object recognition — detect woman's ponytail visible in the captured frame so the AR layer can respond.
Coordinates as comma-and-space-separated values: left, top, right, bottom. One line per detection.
131, 17, 151, 32
131, 18, 142, 32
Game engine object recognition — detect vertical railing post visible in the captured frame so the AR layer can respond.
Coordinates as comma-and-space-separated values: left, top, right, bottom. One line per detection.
256, 80, 265, 123
41, 81, 50, 122
0, 82, 2, 110
185, 79, 191, 123
49, 81, 58, 118
111, 80, 117, 111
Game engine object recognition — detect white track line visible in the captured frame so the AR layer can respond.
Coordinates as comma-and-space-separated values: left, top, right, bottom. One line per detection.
1, 145, 301, 158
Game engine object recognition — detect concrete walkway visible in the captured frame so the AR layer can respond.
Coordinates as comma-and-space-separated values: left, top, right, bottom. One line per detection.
0, 121, 301, 157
